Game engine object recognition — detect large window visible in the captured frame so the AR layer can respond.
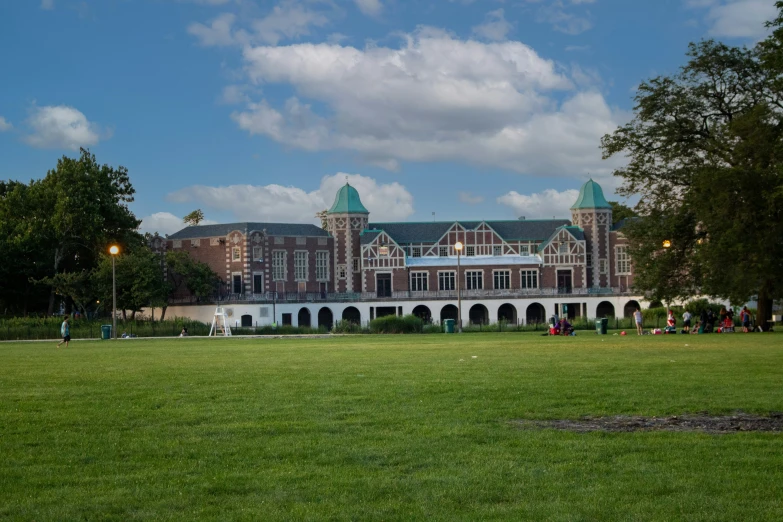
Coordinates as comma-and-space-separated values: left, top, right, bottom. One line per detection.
253, 246, 263, 262
494, 270, 510, 290
520, 270, 538, 289
410, 272, 428, 291
466, 270, 483, 290
272, 250, 287, 281
439, 271, 455, 291
232, 274, 242, 294
316, 251, 329, 281
616, 246, 631, 275
439, 246, 448, 257
232, 247, 241, 261
294, 251, 308, 281
466, 246, 475, 257
493, 245, 502, 256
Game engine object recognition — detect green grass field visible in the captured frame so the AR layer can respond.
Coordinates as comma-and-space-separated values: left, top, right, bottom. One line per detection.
1, 333, 782, 521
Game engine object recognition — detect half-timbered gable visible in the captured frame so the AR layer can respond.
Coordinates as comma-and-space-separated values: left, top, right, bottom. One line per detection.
539, 226, 587, 267
360, 230, 406, 270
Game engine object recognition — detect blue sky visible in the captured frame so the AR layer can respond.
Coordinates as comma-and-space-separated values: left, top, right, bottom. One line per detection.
0, 0, 776, 234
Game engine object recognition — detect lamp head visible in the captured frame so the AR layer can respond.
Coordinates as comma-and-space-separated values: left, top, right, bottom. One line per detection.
662, 240, 671, 249
455, 241, 463, 252
109, 245, 120, 255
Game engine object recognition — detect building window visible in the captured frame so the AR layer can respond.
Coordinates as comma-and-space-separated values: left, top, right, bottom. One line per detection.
411, 247, 421, 258
494, 270, 510, 290
232, 247, 241, 261
173, 240, 182, 249
316, 251, 329, 281
379, 245, 389, 256
520, 270, 538, 289
466, 246, 475, 257
272, 251, 287, 281
253, 246, 263, 262
586, 253, 593, 267
558, 243, 568, 254
353, 258, 360, 272
466, 270, 483, 290
210, 237, 220, 246
294, 251, 308, 281
253, 273, 264, 294
599, 259, 608, 275
519, 244, 529, 255
337, 264, 347, 280
232, 274, 242, 294
616, 246, 630, 274
410, 272, 428, 291
439, 271, 455, 291
191, 239, 200, 247
493, 245, 502, 256
439, 246, 448, 257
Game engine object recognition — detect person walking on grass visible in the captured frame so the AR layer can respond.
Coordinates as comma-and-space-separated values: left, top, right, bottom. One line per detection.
57, 315, 71, 348
682, 310, 692, 333
634, 307, 643, 335
741, 306, 752, 333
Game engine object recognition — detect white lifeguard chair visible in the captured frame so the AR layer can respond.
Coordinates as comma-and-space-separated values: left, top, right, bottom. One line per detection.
209, 307, 232, 337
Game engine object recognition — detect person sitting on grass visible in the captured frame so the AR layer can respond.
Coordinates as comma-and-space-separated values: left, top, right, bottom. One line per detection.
179, 327, 188, 337
56, 315, 70, 348
558, 318, 574, 336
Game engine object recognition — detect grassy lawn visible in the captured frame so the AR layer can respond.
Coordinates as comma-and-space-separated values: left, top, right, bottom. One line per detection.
1, 333, 782, 521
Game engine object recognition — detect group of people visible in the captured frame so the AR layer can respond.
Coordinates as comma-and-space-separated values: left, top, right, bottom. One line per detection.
633, 306, 754, 335
551, 317, 575, 336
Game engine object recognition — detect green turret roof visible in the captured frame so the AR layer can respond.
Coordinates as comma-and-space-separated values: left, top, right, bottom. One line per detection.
328, 183, 369, 214
570, 179, 612, 210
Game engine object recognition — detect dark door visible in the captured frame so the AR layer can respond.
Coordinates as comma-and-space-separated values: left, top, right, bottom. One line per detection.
557, 271, 572, 294
377, 273, 392, 297
233, 274, 242, 294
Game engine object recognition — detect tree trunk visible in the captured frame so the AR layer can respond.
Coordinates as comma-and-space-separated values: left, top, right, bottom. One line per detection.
756, 285, 774, 332
160, 306, 168, 322
122, 309, 127, 321
131, 309, 136, 320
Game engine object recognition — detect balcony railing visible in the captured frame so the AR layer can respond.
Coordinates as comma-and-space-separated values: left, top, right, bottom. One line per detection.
168, 286, 634, 305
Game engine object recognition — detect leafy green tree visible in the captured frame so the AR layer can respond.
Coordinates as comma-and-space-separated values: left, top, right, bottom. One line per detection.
161, 251, 221, 320
601, 35, 783, 328
94, 247, 167, 320
608, 201, 637, 226
183, 209, 204, 226
315, 209, 328, 230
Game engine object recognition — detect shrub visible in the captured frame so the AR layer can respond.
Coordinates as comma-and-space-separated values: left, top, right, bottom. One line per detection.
332, 320, 362, 334
369, 314, 423, 334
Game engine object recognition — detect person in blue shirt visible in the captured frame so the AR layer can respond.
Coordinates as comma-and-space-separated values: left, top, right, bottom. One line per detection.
57, 315, 71, 348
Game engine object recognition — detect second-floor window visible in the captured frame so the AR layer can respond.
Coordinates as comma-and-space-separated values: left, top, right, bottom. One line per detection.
232, 247, 241, 261
410, 272, 428, 291
253, 246, 263, 262
466, 270, 483, 290
272, 251, 287, 281
439, 271, 455, 291
294, 251, 308, 281
520, 270, 538, 289
616, 246, 630, 275
439, 246, 448, 257
466, 246, 475, 257
316, 251, 329, 281
494, 270, 510, 289
599, 259, 608, 275
411, 247, 421, 258
493, 245, 502, 256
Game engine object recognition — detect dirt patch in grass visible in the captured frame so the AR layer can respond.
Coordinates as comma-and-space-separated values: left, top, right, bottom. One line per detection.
514, 412, 783, 434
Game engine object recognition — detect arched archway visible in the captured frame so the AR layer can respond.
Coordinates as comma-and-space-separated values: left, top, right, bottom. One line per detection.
498, 303, 517, 323
298, 308, 311, 328
412, 305, 432, 323
526, 303, 545, 324
342, 306, 361, 325
318, 307, 334, 330
440, 304, 458, 323
596, 301, 615, 319
624, 300, 640, 318
469, 304, 489, 325
241, 314, 252, 327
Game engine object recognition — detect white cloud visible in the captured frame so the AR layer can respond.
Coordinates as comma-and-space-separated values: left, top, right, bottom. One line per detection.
536, 1, 593, 35
23, 105, 104, 150
697, 0, 777, 39
138, 212, 218, 235
472, 9, 513, 41
459, 191, 485, 205
188, 13, 241, 47
166, 173, 414, 223
230, 30, 625, 178
497, 188, 581, 219
252, 1, 329, 45
354, 0, 383, 17
0, 116, 12, 132
40, 0, 54, 10
219, 84, 254, 104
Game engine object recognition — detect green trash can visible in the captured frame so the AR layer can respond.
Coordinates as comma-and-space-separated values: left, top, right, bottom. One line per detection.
444, 319, 455, 334
595, 318, 608, 335
101, 324, 112, 340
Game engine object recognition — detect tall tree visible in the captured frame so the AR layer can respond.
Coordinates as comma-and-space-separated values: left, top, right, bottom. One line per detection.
601, 35, 783, 328
183, 209, 204, 226
94, 246, 168, 320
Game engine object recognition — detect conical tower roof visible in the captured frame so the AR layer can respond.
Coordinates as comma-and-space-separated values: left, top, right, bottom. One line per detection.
570, 179, 612, 210
328, 183, 369, 214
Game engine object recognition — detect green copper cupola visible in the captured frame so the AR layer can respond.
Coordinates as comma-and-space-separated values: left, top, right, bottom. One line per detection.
570, 179, 612, 210
328, 183, 369, 214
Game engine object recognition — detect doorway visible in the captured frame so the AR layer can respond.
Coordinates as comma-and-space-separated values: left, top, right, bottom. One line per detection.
376, 273, 392, 297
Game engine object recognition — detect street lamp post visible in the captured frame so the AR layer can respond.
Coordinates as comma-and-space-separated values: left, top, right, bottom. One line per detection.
455, 241, 463, 333
109, 245, 120, 340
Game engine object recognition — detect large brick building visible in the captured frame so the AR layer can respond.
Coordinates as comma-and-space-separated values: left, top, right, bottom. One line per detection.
154, 179, 643, 328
